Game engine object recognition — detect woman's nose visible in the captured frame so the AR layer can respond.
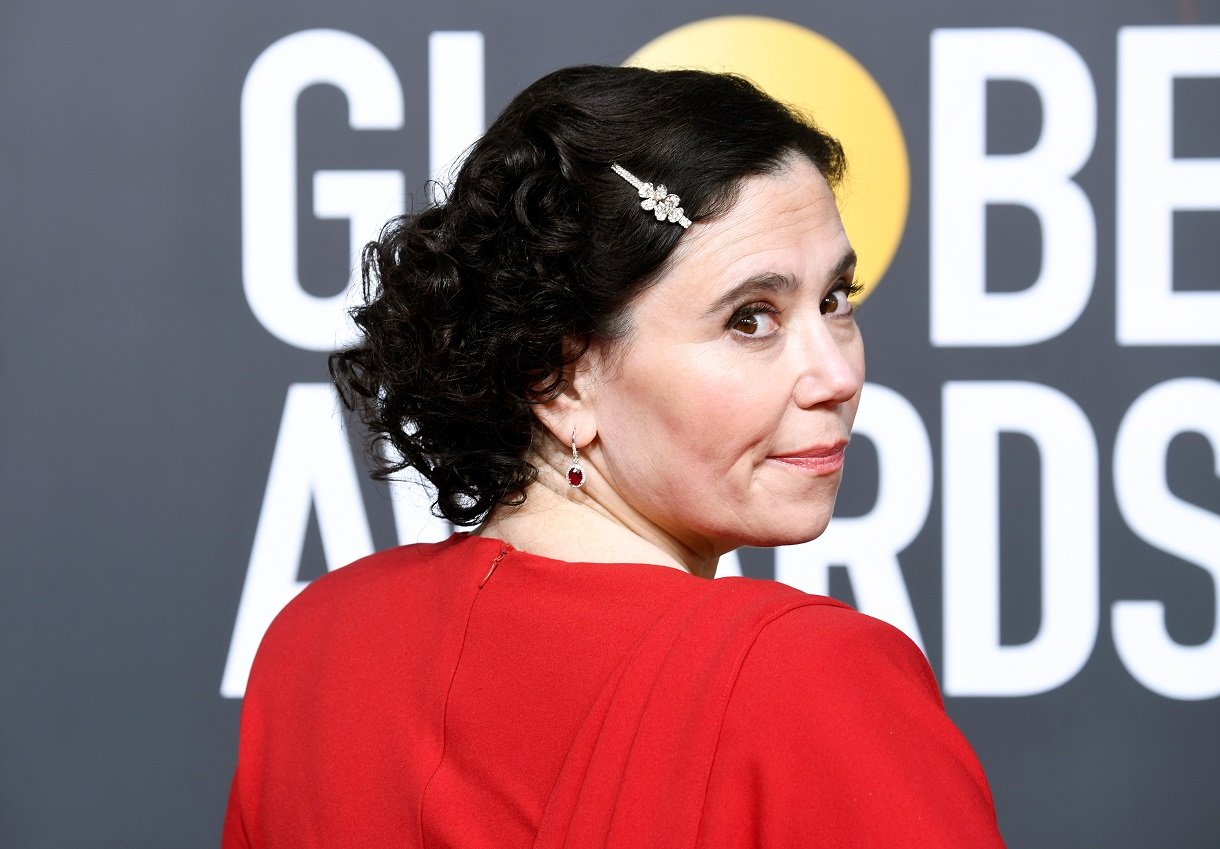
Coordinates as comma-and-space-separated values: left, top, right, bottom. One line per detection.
792, 328, 864, 409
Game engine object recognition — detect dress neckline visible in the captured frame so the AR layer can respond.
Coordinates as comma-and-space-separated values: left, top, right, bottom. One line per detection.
453, 531, 707, 581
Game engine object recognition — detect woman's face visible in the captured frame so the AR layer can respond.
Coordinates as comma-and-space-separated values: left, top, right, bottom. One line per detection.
581, 155, 865, 560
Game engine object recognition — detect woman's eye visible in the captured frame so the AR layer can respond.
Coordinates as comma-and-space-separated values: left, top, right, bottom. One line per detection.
733, 314, 759, 334
821, 288, 854, 317
731, 309, 778, 336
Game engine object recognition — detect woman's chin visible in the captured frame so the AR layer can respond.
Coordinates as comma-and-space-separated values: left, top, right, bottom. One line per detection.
720, 510, 835, 551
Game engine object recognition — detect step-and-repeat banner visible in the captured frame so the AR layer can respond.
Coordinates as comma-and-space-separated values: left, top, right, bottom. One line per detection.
2, 1, 1217, 846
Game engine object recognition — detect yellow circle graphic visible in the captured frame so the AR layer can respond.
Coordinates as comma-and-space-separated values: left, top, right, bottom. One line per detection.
626, 16, 909, 300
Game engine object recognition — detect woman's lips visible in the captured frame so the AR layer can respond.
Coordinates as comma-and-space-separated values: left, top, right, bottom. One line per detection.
768, 442, 848, 475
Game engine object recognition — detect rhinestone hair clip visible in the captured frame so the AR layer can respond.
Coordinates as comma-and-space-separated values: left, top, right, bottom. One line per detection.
611, 163, 692, 229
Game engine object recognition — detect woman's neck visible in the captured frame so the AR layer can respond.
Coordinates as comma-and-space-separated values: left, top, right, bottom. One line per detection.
477, 477, 721, 579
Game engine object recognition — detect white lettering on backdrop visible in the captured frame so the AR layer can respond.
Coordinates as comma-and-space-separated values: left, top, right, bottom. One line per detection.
1113, 378, 1220, 700
929, 29, 1097, 346
942, 382, 1100, 697
241, 29, 405, 352
1116, 27, 1220, 345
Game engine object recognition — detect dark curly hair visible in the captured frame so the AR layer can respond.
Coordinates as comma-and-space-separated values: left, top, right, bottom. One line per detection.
329, 65, 846, 525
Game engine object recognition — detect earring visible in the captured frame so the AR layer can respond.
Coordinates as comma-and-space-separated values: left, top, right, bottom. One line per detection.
566, 432, 585, 488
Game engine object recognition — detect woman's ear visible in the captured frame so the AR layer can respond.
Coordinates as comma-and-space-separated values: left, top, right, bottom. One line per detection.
532, 348, 599, 451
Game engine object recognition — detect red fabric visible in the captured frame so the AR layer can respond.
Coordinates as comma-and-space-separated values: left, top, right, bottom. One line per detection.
223, 533, 1005, 848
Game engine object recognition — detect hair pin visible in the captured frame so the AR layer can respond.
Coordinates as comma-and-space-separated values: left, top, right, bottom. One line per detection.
610, 163, 692, 229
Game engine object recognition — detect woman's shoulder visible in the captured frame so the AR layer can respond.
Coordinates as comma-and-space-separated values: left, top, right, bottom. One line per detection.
699, 577, 941, 706
699, 586, 1005, 846
747, 591, 939, 696
256, 535, 489, 650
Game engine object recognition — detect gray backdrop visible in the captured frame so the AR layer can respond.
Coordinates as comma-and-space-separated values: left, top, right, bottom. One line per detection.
2, 1, 1218, 847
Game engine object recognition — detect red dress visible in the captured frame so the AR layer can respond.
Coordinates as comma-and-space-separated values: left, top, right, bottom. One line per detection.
223, 533, 1005, 847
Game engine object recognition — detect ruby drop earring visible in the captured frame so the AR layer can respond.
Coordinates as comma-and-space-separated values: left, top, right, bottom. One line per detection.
566, 432, 585, 488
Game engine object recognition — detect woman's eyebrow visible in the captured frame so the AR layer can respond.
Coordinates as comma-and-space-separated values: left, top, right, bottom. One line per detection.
702, 249, 858, 317
703, 272, 797, 316
830, 249, 859, 283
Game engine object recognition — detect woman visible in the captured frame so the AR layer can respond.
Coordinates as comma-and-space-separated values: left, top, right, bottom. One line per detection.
223, 65, 1006, 847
